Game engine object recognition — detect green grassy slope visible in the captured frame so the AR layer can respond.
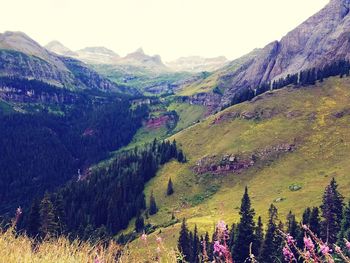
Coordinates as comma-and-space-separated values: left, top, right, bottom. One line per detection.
127, 77, 350, 254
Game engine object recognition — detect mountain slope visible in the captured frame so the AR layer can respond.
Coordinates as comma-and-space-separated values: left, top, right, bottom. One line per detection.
125, 76, 350, 253
179, 0, 350, 108
0, 31, 124, 93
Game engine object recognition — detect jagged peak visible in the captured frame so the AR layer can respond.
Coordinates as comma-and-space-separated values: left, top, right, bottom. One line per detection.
135, 47, 144, 54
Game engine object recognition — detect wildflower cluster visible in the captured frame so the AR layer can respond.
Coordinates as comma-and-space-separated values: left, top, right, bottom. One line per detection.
281, 225, 350, 263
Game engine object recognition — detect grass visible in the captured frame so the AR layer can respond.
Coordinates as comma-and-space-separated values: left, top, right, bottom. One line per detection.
124, 77, 350, 258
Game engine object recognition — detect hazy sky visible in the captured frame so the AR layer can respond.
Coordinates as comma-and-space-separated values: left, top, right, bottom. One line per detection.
0, 0, 329, 61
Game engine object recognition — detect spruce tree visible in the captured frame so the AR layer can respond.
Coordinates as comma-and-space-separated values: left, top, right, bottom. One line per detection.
255, 216, 264, 258
260, 204, 279, 263
27, 198, 41, 237
338, 200, 350, 247
178, 218, 192, 263
39, 193, 58, 237
192, 225, 200, 263
232, 187, 257, 263
135, 213, 144, 232
320, 178, 344, 243
149, 191, 158, 215
167, 178, 174, 196
309, 207, 321, 237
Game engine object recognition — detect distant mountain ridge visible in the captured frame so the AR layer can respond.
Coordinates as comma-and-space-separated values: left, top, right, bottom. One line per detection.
166, 56, 229, 72
0, 31, 126, 93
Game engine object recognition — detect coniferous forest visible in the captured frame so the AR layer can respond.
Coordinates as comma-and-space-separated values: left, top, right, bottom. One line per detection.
0, 79, 149, 217
20, 139, 185, 240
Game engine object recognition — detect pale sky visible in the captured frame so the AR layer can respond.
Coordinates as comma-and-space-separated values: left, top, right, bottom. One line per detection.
0, 0, 329, 61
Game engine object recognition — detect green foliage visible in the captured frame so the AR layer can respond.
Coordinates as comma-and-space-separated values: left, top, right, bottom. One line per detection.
149, 191, 158, 216
232, 187, 257, 263
320, 178, 344, 243
167, 178, 174, 196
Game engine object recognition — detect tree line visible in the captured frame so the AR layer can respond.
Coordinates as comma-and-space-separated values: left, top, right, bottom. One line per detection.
178, 178, 349, 263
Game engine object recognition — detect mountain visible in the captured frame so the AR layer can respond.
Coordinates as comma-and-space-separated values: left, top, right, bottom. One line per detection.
116, 48, 168, 72
179, 0, 350, 109
75, 46, 120, 64
45, 41, 77, 57
0, 31, 124, 93
166, 56, 229, 72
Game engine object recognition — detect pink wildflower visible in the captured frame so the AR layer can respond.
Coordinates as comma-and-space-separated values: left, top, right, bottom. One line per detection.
94, 258, 101, 263
303, 236, 315, 251
320, 244, 331, 256
141, 233, 147, 242
213, 241, 227, 257
286, 234, 295, 246
345, 239, 350, 251
282, 246, 295, 261
335, 245, 342, 254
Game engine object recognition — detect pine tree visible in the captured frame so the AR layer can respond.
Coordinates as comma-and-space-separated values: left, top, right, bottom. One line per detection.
260, 204, 279, 263
26, 198, 41, 237
178, 218, 192, 263
192, 225, 200, 263
167, 178, 174, 196
255, 216, 264, 259
135, 213, 144, 232
309, 207, 321, 237
338, 200, 350, 248
320, 178, 344, 243
39, 193, 58, 237
149, 191, 158, 215
302, 207, 311, 225
52, 193, 66, 235
232, 187, 257, 263
286, 211, 301, 239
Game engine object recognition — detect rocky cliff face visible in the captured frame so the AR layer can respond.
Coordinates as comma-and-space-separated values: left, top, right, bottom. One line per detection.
186, 0, 350, 108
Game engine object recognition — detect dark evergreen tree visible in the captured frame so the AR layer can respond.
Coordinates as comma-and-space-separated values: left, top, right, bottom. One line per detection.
260, 204, 280, 263
149, 191, 158, 215
255, 216, 264, 259
167, 178, 174, 196
338, 200, 350, 248
26, 198, 41, 238
178, 218, 192, 263
192, 225, 200, 263
232, 187, 257, 263
309, 207, 321, 237
320, 178, 344, 243
135, 213, 145, 232
302, 207, 311, 225
39, 193, 58, 237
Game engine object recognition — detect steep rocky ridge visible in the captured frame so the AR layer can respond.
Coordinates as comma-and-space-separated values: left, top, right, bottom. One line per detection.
180, 0, 350, 108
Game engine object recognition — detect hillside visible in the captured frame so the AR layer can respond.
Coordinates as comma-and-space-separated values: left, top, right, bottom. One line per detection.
124, 76, 350, 253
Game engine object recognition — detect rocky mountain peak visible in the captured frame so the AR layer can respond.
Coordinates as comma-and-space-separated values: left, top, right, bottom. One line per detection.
45, 41, 77, 57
